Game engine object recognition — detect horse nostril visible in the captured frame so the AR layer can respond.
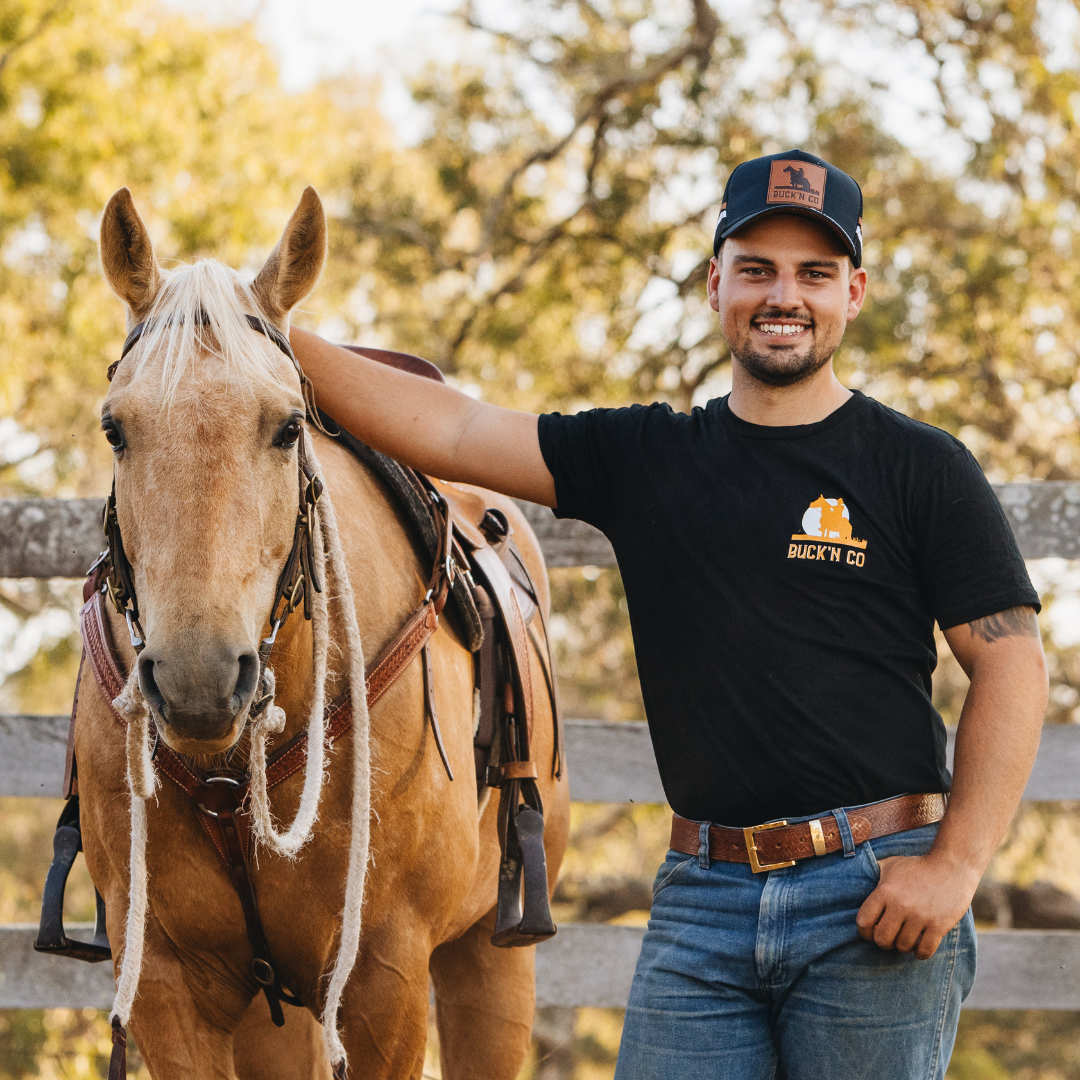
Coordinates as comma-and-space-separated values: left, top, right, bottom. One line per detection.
137, 654, 169, 721
231, 650, 260, 716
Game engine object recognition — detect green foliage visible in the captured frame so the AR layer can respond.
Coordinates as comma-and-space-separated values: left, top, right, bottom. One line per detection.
0, 0, 373, 499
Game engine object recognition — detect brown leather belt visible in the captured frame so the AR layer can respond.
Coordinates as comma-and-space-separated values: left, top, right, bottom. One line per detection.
670, 793, 947, 873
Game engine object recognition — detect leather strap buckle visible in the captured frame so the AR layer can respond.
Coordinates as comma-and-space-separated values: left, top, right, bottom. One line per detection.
743, 820, 796, 873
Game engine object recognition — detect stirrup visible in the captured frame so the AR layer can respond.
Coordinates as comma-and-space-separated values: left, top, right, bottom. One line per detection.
35, 797, 112, 962
491, 804, 557, 948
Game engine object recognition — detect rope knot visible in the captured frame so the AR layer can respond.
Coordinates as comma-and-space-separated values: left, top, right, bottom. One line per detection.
251, 669, 287, 735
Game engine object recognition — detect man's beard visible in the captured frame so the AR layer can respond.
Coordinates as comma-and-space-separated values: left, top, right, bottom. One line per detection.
732, 338, 834, 388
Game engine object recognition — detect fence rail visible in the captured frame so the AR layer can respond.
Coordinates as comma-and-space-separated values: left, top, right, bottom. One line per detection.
3, 713, 1080, 804
3, 486, 1080, 1013
2, 922, 1079, 1011
4, 483, 1080, 577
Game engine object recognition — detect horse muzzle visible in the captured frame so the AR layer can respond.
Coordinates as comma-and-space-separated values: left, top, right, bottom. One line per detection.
137, 641, 260, 750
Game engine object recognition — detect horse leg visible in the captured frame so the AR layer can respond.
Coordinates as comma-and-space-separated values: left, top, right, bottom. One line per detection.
429, 907, 536, 1080
332, 924, 432, 1079
127, 915, 250, 1079
233, 996, 332, 1080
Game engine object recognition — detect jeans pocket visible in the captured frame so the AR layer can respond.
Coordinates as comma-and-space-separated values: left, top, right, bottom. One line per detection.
862, 839, 881, 881
652, 853, 695, 900
866, 822, 939, 863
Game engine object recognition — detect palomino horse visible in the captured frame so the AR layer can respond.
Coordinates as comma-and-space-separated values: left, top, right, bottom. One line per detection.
74, 186, 568, 1078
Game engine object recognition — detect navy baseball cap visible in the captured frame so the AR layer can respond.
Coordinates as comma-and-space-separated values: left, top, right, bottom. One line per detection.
713, 149, 864, 267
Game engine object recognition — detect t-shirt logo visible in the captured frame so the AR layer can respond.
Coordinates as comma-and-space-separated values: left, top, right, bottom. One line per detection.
788, 495, 867, 566
766, 160, 827, 210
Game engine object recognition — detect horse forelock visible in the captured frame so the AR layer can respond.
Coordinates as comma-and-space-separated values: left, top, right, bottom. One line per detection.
128, 259, 296, 408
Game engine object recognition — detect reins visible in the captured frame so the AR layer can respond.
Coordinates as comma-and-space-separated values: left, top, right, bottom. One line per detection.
98, 311, 386, 1078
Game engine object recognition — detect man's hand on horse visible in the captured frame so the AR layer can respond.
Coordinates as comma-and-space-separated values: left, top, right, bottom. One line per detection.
855, 851, 980, 960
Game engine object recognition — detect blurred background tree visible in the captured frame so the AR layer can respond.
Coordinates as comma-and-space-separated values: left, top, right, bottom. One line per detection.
4, 0, 1080, 1075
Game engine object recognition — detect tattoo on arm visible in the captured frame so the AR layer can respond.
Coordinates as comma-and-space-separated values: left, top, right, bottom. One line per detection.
968, 606, 1040, 643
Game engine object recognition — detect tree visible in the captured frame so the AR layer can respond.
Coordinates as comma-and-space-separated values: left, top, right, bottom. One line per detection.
0, 0, 379, 500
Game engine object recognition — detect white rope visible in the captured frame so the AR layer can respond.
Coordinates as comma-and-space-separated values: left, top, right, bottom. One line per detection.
314, 486, 372, 1070
247, 507, 331, 858
110, 671, 158, 1026
103, 444, 371, 1069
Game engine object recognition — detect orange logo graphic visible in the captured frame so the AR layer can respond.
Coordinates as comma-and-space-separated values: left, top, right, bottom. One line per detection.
766, 160, 826, 210
788, 496, 867, 566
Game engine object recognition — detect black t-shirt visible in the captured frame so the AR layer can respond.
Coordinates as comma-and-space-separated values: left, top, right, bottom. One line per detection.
538, 391, 1039, 826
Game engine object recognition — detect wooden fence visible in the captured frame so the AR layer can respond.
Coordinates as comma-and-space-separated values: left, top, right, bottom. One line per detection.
3, 485, 1080, 1011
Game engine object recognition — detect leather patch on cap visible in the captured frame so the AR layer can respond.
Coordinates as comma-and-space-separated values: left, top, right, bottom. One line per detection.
766, 160, 827, 210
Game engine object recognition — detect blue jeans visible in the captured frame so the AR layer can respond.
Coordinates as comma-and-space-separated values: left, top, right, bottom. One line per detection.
615, 816, 976, 1080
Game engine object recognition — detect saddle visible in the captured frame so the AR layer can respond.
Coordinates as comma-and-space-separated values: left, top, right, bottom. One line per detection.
36, 345, 562, 1030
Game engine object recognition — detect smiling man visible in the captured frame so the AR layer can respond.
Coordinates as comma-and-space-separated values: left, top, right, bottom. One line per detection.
290, 149, 1048, 1079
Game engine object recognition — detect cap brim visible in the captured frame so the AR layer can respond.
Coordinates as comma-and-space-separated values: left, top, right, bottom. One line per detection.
716, 206, 860, 266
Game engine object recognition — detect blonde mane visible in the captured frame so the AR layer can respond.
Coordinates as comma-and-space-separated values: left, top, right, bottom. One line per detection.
131, 259, 294, 403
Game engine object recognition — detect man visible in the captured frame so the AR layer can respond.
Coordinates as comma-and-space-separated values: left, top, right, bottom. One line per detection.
290, 149, 1048, 1078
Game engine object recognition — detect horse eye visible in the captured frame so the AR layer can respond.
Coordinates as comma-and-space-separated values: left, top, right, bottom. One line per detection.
103, 424, 124, 450
276, 419, 301, 448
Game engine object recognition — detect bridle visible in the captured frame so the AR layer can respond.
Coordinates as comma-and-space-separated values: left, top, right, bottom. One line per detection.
100, 312, 325, 720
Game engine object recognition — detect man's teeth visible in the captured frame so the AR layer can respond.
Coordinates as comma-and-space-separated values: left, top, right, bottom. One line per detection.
757, 323, 806, 335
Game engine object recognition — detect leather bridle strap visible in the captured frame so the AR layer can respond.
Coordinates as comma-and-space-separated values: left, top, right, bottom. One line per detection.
104, 310, 324, 685
115, 312, 303, 378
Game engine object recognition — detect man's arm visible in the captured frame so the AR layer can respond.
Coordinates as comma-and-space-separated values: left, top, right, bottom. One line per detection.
289, 327, 557, 507
856, 606, 1047, 959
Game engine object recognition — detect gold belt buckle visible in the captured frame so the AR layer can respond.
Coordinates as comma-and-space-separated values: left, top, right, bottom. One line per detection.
743, 820, 796, 873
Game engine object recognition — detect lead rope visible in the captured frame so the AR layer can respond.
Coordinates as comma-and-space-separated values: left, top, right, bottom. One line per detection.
242, 445, 373, 1068
108, 670, 158, 1080
313, 481, 372, 1071
246, 500, 330, 857
105, 448, 371, 1075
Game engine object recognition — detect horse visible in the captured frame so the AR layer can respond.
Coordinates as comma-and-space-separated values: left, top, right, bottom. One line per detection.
810, 495, 853, 542
782, 165, 812, 192
73, 185, 569, 1079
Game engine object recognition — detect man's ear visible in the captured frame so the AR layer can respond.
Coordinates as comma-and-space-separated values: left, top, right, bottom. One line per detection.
847, 266, 868, 322
251, 186, 327, 326
100, 188, 163, 322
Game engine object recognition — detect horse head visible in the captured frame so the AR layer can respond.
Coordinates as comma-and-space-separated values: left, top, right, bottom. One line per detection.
98, 187, 327, 756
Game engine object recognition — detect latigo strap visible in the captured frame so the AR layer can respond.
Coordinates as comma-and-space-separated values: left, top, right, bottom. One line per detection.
669, 792, 947, 873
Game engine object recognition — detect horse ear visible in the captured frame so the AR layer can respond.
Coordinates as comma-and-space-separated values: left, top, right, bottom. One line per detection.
251, 186, 326, 325
100, 188, 163, 321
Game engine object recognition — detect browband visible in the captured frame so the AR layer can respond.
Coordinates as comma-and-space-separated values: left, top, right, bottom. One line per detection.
111, 313, 301, 382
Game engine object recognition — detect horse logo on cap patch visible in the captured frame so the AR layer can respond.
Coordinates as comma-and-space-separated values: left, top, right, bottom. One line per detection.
767, 160, 827, 210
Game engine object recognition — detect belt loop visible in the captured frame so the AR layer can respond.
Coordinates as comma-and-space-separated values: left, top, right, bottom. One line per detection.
697, 821, 711, 868
834, 808, 856, 858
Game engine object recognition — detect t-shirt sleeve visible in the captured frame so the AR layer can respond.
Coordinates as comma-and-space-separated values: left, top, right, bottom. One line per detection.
537, 408, 634, 528
916, 447, 1040, 630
